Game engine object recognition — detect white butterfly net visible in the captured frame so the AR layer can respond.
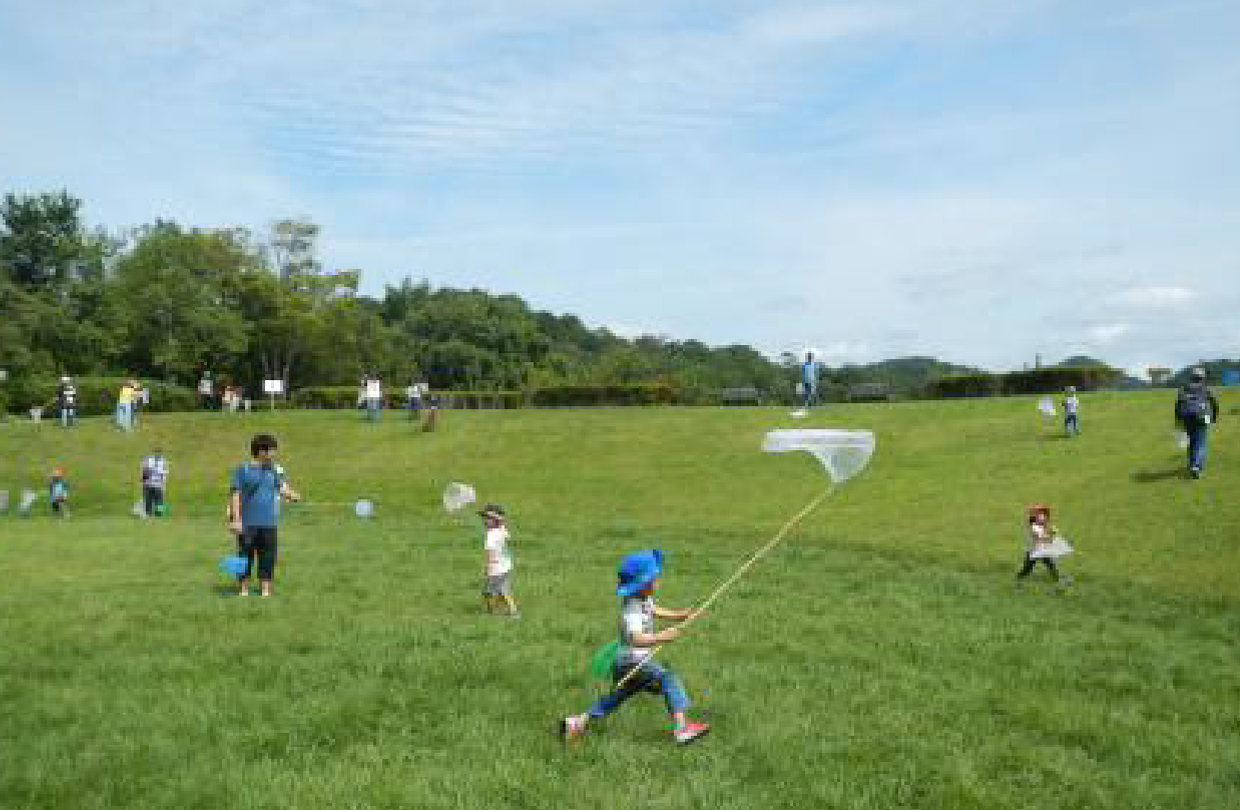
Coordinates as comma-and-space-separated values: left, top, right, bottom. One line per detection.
1038, 397, 1056, 417
442, 482, 476, 513
19, 489, 39, 513
1029, 537, 1073, 559
762, 429, 875, 484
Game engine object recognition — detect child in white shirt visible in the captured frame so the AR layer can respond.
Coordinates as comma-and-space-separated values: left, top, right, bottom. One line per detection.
480, 503, 518, 617
1062, 386, 1080, 437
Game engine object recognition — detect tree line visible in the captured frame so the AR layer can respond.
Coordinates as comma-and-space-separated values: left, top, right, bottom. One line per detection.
0, 190, 788, 402
5, 190, 1227, 410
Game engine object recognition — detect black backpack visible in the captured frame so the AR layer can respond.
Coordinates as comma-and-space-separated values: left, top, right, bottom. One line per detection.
1178, 387, 1212, 424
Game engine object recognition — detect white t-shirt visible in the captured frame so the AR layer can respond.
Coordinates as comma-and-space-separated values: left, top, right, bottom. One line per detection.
1063, 395, 1079, 415
1027, 521, 1052, 552
484, 526, 512, 576
618, 596, 656, 666
198, 378, 212, 395
366, 379, 382, 399
141, 455, 168, 489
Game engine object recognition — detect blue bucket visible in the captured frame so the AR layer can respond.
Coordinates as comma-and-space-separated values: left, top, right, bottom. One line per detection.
219, 555, 249, 576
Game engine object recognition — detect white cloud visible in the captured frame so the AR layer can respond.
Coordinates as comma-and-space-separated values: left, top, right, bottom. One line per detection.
1088, 323, 1131, 343
1113, 286, 1197, 310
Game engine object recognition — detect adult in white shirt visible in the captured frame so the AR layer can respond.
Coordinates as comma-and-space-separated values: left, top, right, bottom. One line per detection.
364, 373, 383, 422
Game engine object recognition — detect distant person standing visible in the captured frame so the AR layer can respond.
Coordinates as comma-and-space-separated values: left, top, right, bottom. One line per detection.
406, 378, 425, 419
1174, 367, 1220, 479
140, 448, 169, 517
131, 380, 149, 427
1062, 386, 1081, 437
364, 373, 383, 422
116, 379, 136, 431
56, 376, 77, 427
801, 351, 820, 408
198, 372, 214, 410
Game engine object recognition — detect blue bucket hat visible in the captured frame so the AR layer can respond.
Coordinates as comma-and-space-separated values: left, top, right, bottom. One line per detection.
616, 549, 664, 597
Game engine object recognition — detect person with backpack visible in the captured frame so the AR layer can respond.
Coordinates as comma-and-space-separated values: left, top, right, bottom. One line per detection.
1174, 367, 1220, 479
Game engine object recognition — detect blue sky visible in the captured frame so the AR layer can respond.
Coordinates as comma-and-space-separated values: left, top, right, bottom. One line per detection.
2, 0, 1238, 374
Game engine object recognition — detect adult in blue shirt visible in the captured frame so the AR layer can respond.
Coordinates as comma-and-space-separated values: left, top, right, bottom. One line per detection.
228, 433, 300, 597
801, 351, 820, 408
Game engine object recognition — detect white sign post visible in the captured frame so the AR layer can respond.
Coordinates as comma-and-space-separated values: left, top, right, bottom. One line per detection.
263, 379, 284, 411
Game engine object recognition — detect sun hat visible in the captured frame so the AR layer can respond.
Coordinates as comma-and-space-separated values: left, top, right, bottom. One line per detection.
478, 503, 505, 520
616, 549, 664, 597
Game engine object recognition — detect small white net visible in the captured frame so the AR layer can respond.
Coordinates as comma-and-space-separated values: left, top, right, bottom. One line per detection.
1038, 397, 1056, 417
354, 499, 375, 518
442, 482, 476, 513
762, 429, 875, 484
1029, 537, 1073, 559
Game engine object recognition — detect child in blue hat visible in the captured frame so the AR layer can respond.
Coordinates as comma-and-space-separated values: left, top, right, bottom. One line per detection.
560, 549, 709, 745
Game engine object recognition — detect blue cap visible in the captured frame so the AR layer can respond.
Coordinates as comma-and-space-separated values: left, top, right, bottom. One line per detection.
616, 549, 664, 597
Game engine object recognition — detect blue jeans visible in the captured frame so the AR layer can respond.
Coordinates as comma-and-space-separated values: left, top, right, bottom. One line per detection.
1064, 414, 1080, 436
588, 659, 689, 719
60, 407, 75, 427
802, 385, 817, 408
1186, 423, 1209, 471
115, 403, 132, 431
365, 398, 382, 421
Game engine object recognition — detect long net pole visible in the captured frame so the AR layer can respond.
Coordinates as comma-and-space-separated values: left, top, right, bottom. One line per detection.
613, 482, 835, 692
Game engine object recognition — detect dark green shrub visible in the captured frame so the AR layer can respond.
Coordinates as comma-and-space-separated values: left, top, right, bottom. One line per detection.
923, 373, 1002, 399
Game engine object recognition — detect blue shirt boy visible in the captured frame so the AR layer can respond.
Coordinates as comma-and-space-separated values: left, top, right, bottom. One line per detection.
230, 462, 285, 528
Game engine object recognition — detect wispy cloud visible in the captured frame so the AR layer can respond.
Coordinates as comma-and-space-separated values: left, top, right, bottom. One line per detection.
1113, 286, 1196, 310
2, 0, 1238, 372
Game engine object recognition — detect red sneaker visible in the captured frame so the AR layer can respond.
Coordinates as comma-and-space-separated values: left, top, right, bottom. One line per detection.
673, 721, 710, 745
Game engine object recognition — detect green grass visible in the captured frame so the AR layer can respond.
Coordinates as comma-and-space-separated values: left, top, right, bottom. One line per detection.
2, 393, 1239, 809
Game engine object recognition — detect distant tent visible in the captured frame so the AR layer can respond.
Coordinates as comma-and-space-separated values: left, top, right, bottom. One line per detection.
1223, 369, 1240, 387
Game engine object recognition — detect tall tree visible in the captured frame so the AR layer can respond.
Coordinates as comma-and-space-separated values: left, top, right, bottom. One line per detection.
0, 191, 97, 289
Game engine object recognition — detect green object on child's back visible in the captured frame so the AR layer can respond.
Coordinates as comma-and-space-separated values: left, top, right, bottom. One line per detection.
590, 640, 620, 679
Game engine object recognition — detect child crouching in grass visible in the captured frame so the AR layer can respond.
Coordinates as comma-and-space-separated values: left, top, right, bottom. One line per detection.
560, 549, 709, 745
1016, 503, 1073, 590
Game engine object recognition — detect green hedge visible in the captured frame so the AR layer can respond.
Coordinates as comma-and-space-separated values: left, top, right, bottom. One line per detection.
923, 366, 1123, 400
3, 376, 197, 415
290, 387, 522, 410
924, 373, 1002, 399
1000, 366, 1122, 394
529, 383, 676, 407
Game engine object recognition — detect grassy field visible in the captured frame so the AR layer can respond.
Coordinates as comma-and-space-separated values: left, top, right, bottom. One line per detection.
1, 392, 1238, 810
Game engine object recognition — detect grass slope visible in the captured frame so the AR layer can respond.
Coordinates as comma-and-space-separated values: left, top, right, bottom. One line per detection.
1, 392, 1238, 810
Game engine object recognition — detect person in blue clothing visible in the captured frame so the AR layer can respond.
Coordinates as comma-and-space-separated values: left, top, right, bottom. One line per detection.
227, 434, 301, 597
801, 351, 820, 407
560, 549, 709, 746
1174, 367, 1220, 479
